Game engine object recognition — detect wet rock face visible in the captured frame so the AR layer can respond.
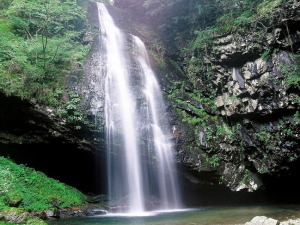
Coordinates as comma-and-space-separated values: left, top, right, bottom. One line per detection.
0, 93, 88, 148
70, 2, 144, 121
169, 1, 300, 193
215, 51, 296, 117
74, 35, 106, 119
67, 2, 105, 121
41, 207, 107, 220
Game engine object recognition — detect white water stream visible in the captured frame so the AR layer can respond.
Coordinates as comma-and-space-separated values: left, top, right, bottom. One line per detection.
132, 36, 181, 209
97, 3, 181, 214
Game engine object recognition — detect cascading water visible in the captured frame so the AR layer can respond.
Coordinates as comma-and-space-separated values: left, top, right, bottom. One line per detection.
132, 36, 181, 209
97, 2, 181, 214
97, 3, 144, 213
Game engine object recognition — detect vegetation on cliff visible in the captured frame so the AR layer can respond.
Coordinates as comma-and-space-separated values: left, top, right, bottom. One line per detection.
0, 0, 95, 132
136, 0, 300, 191
0, 156, 87, 211
0, 0, 90, 102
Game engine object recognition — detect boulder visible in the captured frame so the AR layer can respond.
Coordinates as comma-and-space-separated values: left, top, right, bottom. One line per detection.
245, 216, 280, 225
0, 208, 45, 224
41, 210, 60, 220
84, 207, 108, 216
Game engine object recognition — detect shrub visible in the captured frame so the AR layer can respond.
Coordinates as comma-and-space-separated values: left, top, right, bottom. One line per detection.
0, 157, 86, 211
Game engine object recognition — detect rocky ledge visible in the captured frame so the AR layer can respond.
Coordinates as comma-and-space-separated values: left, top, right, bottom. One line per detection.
0, 92, 99, 151
0, 206, 107, 224
37, 206, 107, 220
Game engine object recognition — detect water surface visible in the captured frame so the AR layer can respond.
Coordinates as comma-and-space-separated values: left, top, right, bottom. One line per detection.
49, 204, 300, 225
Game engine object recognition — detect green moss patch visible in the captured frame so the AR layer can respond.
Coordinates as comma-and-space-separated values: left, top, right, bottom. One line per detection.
0, 157, 86, 211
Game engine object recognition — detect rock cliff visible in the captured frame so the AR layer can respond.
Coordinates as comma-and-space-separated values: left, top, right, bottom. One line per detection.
113, 0, 300, 194
165, 0, 300, 192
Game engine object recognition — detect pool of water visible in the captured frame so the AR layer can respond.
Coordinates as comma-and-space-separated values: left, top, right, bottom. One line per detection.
48, 205, 300, 225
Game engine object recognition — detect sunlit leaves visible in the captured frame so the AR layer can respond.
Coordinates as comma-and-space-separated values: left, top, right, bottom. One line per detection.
0, 0, 89, 104
6, 0, 84, 37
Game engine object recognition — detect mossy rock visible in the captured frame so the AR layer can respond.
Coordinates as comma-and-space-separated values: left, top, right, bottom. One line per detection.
0, 208, 47, 224
0, 208, 30, 224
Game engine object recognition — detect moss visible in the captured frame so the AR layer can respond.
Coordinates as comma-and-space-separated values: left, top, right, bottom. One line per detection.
206, 154, 220, 167
0, 207, 47, 224
261, 49, 271, 60
0, 157, 86, 212
26, 218, 48, 225
256, 125, 268, 142
280, 54, 300, 89
257, 0, 283, 16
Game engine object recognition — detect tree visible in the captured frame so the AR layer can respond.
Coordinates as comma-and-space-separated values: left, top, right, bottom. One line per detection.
0, 0, 89, 103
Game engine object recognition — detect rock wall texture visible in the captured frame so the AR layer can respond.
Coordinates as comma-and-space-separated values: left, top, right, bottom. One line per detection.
111, 0, 300, 193
166, 1, 300, 192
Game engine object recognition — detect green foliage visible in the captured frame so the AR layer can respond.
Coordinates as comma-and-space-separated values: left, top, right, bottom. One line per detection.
289, 93, 300, 104
257, 0, 283, 16
294, 111, 300, 124
216, 124, 228, 136
227, 123, 242, 141
283, 128, 293, 136
179, 109, 207, 126
204, 126, 214, 142
143, 0, 220, 55
27, 218, 48, 224
0, 0, 90, 105
168, 59, 185, 76
256, 126, 268, 142
216, 13, 235, 34
258, 168, 266, 174
0, 157, 86, 211
167, 82, 217, 127
280, 55, 300, 89
261, 49, 271, 60
285, 70, 300, 89
239, 169, 251, 184
215, 0, 262, 33
57, 91, 84, 129
234, 10, 254, 26
256, 128, 266, 142
289, 156, 296, 162
206, 154, 220, 167
192, 27, 217, 52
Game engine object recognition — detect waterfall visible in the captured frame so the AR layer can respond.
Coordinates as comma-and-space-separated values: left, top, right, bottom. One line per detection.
97, 3, 144, 213
132, 36, 181, 209
97, 3, 181, 213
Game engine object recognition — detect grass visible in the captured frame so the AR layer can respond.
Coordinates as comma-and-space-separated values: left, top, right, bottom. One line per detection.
0, 157, 87, 211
